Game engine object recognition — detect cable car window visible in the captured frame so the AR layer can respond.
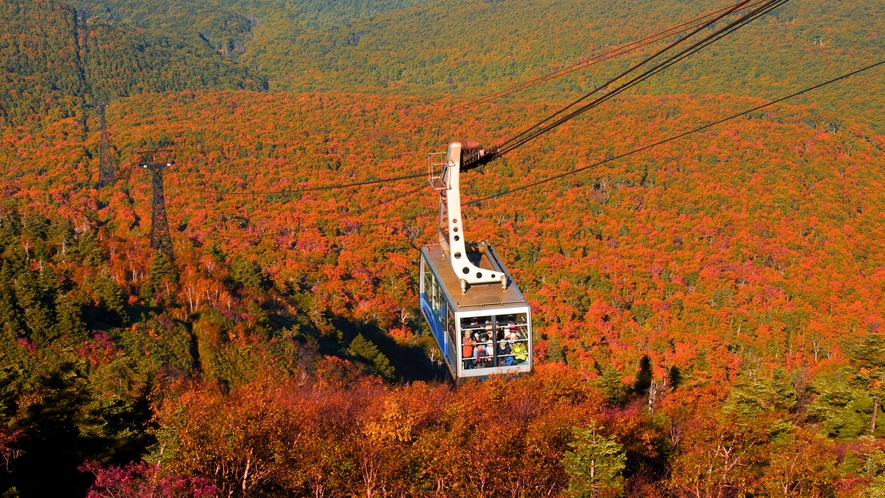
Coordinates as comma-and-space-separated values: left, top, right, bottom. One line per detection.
461, 328, 475, 370
462, 316, 495, 369
446, 304, 456, 366
422, 262, 432, 296
424, 268, 441, 313
496, 313, 529, 366
429, 273, 436, 310
439, 300, 446, 335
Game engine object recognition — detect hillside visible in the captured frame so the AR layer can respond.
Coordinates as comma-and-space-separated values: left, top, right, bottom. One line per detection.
0, 0, 87, 125
77, 0, 439, 31
3, 87, 885, 494
74, 0, 256, 54
2, 0, 885, 495
0, 0, 265, 127
235, 0, 885, 132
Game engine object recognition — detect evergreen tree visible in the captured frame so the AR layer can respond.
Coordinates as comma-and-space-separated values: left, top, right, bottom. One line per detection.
562, 421, 627, 498
0, 259, 22, 287
0, 213, 19, 251
668, 365, 683, 389
94, 274, 130, 326
595, 366, 630, 406
865, 448, 885, 496
21, 214, 48, 248
634, 355, 653, 394
54, 293, 88, 343
231, 257, 263, 291
22, 303, 56, 342
149, 252, 177, 288
47, 218, 73, 263
723, 368, 797, 419
12, 268, 40, 311
0, 281, 23, 336
37, 264, 61, 304
850, 335, 885, 436
73, 231, 103, 267
205, 241, 225, 263
350, 333, 394, 378
812, 335, 885, 439
246, 300, 271, 340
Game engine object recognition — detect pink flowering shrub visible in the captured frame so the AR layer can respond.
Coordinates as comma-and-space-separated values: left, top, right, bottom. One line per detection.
79, 461, 216, 498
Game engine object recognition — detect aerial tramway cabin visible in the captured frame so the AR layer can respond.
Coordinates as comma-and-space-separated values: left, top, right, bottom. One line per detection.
419, 141, 533, 384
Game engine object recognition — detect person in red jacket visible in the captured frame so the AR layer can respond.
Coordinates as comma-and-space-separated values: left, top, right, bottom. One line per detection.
462, 331, 475, 369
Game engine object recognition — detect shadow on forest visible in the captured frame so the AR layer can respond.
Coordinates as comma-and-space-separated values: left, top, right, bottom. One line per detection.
330, 316, 449, 384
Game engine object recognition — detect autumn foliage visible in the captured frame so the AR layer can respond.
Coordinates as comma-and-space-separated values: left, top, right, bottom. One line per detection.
2, 0, 885, 495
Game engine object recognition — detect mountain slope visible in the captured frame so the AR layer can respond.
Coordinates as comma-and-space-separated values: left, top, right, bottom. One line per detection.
0, 0, 87, 124
2, 88, 884, 493
239, 0, 885, 132
0, 0, 266, 127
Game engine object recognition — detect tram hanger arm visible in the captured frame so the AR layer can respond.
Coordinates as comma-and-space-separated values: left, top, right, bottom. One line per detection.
459, 141, 500, 173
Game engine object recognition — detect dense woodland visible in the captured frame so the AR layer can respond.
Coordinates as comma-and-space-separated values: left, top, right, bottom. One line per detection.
2, 0, 885, 496
0, 0, 265, 126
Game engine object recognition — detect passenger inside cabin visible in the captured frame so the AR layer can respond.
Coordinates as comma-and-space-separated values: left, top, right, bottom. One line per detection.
497, 340, 512, 366
462, 332, 475, 369
474, 344, 487, 366
511, 340, 527, 364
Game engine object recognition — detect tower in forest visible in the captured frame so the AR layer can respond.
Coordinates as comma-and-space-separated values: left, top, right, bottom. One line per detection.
88, 100, 117, 188
138, 150, 175, 262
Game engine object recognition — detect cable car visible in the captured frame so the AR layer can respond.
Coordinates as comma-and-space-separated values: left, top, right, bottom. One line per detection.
419, 141, 533, 384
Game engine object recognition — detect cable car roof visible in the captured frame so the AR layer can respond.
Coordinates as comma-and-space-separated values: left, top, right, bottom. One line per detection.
422, 244, 528, 312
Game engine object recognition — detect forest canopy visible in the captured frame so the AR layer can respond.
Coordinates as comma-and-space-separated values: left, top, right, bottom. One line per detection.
1, 0, 885, 496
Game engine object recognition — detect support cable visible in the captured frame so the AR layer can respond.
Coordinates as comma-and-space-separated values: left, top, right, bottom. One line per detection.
362, 0, 769, 144
496, 0, 787, 156
443, 0, 767, 117
201, 60, 885, 237
198, 0, 772, 198
195, 171, 425, 197
464, 59, 885, 206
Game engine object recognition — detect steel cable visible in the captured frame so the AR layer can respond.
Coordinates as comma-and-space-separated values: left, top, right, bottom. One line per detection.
465, 59, 885, 206
496, 0, 787, 155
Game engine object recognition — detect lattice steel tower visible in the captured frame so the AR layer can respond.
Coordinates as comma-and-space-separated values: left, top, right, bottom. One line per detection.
138, 150, 175, 262
89, 101, 117, 188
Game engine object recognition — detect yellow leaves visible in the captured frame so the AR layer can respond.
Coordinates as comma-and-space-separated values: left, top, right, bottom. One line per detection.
363, 395, 419, 445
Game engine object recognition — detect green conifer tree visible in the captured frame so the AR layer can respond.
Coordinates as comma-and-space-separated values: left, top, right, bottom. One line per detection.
563, 421, 627, 498
865, 448, 885, 496
595, 366, 630, 406
634, 355, 653, 394
73, 231, 103, 267
851, 335, 885, 436
206, 241, 225, 263
94, 274, 130, 325
0, 281, 23, 335
149, 252, 177, 288
38, 264, 61, 303
231, 257, 263, 291
246, 300, 271, 340
350, 333, 394, 378
55, 293, 88, 343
